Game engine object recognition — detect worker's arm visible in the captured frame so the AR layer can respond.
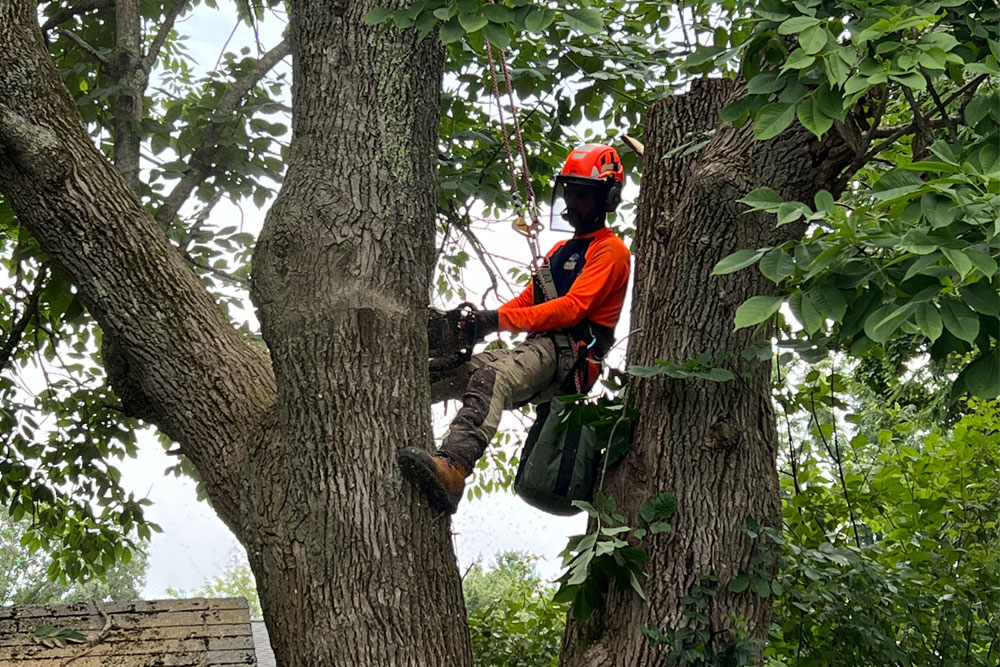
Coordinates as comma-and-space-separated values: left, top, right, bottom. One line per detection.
497, 241, 629, 333
500, 282, 534, 310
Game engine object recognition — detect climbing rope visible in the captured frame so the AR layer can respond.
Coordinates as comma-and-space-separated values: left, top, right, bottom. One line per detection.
482, 9, 544, 262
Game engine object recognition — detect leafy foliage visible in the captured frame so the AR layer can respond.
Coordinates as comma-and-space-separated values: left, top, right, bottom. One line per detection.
644, 574, 762, 666
554, 490, 676, 624
764, 359, 1000, 664
0, 513, 148, 606
708, 0, 999, 400
464, 552, 568, 667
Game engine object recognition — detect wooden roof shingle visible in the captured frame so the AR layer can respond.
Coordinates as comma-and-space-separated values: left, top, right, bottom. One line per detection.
0, 597, 257, 666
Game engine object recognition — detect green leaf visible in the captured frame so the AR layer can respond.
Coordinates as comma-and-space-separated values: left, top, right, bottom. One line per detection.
810, 285, 847, 323
799, 291, 825, 333
797, 97, 833, 138
777, 16, 820, 35
777, 201, 808, 225
729, 574, 750, 593
759, 248, 796, 283
814, 190, 834, 213
915, 302, 943, 341
959, 349, 1000, 399
940, 300, 980, 343
961, 281, 1000, 317
965, 96, 992, 128
889, 72, 927, 90
942, 248, 973, 279
563, 8, 603, 34
920, 193, 957, 228
482, 4, 514, 23
747, 72, 786, 95
458, 13, 489, 33
864, 302, 917, 343
966, 249, 999, 278
754, 103, 796, 141
782, 49, 816, 72
483, 22, 509, 49
363, 6, 394, 25
432, 6, 454, 20
799, 25, 828, 55
523, 7, 554, 32
712, 249, 766, 275
739, 187, 784, 210
639, 493, 677, 523
439, 18, 465, 44
734, 296, 784, 330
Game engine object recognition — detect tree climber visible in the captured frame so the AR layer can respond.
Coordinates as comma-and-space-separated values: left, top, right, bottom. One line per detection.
399, 143, 632, 515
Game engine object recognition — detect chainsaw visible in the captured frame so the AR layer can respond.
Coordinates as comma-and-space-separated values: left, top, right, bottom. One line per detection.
427, 301, 479, 381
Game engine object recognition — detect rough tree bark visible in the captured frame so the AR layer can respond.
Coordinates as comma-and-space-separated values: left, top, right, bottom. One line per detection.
560, 79, 852, 666
0, 2, 472, 666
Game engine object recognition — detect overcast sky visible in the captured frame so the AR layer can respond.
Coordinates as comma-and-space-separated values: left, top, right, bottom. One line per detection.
111, 2, 637, 597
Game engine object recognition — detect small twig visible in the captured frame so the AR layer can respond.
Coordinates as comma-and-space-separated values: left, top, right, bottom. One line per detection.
861, 86, 889, 147
182, 251, 247, 287
58, 28, 112, 69
941, 73, 988, 109
0, 265, 48, 374
901, 85, 932, 155
920, 68, 959, 142
676, 0, 692, 52
154, 38, 290, 227
442, 203, 517, 300
810, 392, 861, 549
869, 113, 963, 139
62, 603, 113, 666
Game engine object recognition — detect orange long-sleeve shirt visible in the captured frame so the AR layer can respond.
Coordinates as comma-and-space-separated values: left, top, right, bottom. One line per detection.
497, 227, 631, 334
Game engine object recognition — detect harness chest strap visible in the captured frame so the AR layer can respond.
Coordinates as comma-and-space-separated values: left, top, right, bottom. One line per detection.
532, 261, 580, 388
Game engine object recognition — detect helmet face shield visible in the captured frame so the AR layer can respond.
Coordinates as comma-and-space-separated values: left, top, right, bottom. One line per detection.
549, 175, 607, 233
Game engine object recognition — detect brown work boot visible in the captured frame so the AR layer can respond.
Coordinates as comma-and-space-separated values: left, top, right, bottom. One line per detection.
397, 448, 469, 515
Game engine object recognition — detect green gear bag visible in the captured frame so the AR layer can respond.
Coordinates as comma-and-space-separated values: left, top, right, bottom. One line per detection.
514, 397, 602, 516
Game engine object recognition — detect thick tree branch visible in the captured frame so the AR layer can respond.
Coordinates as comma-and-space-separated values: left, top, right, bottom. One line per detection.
0, 0, 276, 529
40, 0, 112, 32
0, 265, 48, 374
154, 38, 290, 227
141, 0, 189, 75
111, 0, 144, 194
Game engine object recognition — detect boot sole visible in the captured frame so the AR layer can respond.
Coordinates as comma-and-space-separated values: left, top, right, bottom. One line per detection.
397, 449, 461, 515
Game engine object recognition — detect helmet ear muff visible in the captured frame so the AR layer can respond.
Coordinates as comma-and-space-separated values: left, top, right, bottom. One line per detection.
605, 179, 623, 212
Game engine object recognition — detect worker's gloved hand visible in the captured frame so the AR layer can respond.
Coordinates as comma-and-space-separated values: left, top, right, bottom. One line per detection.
474, 310, 499, 341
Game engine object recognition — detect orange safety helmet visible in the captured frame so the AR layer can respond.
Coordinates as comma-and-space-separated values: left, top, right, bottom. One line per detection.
555, 143, 625, 212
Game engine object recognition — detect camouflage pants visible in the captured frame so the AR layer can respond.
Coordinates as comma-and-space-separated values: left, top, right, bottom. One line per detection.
431, 336, 558, 472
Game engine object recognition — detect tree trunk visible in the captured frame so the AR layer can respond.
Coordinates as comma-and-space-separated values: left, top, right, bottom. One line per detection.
0, 2, 473, 665
246, 1, 472, 665
560, 79, 851, 666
